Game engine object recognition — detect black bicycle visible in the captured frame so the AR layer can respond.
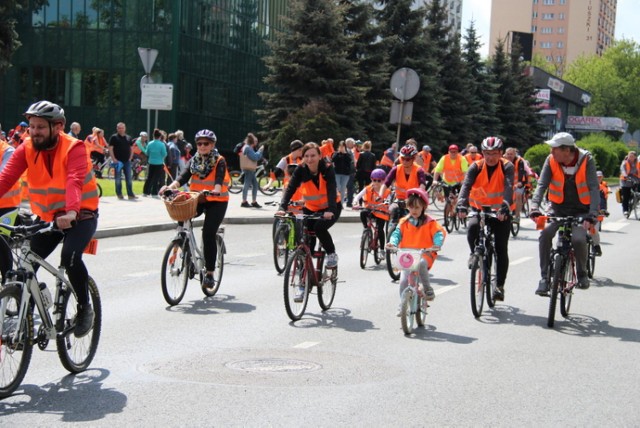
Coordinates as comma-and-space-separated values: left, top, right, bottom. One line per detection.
468, 209, 500, 318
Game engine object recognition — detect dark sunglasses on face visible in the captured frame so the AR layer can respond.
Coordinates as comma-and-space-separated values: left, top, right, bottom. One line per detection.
372, 179, 383, 183
196, 142, 211, 147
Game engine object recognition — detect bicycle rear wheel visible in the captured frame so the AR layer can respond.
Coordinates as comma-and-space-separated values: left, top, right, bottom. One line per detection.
202, 234, 224, 297
429, 185, 444, 211
560, 254, 576, 318
273, 223, 290, 274
360, 229, 372, 269
373, 232, 384, 265
444, 203, 455, 233
470, 257, 485, 318
96, 182, 103, 198
386, 250, 400, 281
318, 267, 337, 311
57, 276, 101, 373
161, 238, 190, 306
586, 238, 596, 279
228, 170, 242, 194
400, 290, 415, 335
0, 284, 34, 399
259, 175, 279, 196
548, 254, 564, 327
283, 250, 310, 321
485, 247, 498, 308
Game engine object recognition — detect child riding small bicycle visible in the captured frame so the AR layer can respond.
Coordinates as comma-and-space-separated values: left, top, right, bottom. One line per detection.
386, 188, 446, 314
354, 168, 391, 252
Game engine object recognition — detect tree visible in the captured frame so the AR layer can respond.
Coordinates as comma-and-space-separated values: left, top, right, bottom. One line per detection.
462, 21, 499, 143
376, 0, 444, 147
0, 0, 47, 73
342, 0, 394, 147
564, 39, 640, 132
258, 0, 366, 157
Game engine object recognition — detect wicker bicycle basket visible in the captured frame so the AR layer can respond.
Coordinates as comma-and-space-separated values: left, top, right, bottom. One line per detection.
163, 192, 200, 221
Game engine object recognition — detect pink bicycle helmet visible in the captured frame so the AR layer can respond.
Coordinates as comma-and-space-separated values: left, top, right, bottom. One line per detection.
407, 188, 429, 207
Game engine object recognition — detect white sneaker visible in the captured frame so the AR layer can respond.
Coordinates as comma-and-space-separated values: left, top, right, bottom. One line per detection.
326, 253, 339, 268
294, 286, 305, 302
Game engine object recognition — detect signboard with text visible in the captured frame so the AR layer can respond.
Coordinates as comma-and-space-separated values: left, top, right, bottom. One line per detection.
141, 84, 173, 110
566, 116, 627, 132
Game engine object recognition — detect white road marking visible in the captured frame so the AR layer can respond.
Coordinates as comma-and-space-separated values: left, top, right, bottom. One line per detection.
293, 342, 319, 349
510, 256, 533, 266
234, 253, 266, 258
435, 285, 460, 296
125, 270, 158, 278
604, 222, 628, 232
102, 246, 165, 253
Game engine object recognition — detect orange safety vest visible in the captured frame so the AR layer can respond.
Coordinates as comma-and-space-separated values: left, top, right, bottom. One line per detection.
24, 133, 99, 221
398, 215, 446, 269
320, 143, 335, 159
85, 134, 108, 154
380, 150, 395, 168
394, 163, 421, 200
300, 171, 341, 211
620, 159, 640, 180
189, 156, 230, 202
599, 181, 609, 196
0, 141, 21, 208
283, 153, 302, 188
464, 153, 482, 165
548, 155, 591, 205
364, 185, 390, 221
442, 155, 465, 184
419, 152, 432, 172
469, 159, 514, 211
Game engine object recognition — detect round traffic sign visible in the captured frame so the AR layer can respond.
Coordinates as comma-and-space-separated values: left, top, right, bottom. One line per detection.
390, 68, 420, 101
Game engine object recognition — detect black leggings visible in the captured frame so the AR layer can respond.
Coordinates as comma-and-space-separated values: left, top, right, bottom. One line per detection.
143, 164, 165, 196
30, 217, 98, 306
199, 201, 228, 271
304, 205, 342, 254
466, 214, 510, 287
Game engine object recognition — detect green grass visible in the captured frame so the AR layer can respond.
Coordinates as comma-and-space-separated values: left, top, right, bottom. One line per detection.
97, 178, 145, 197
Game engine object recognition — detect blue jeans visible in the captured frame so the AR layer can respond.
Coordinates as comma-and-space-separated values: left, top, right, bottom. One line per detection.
115, 160, 135, 197
242, 169, 258, 202
335, 174, 349, 202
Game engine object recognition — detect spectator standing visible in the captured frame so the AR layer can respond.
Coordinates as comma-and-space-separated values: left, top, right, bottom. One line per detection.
175, 130, 189, 174
166, 133, 181, 185
108, 122, 137, 200
68, 122, 81, 139
356, 140, 377, 191
143, 129, 168, 198
345, 138, 358, 207
332, 140, 353, 202
239, 132, 264, 208
132, 131, 149, 163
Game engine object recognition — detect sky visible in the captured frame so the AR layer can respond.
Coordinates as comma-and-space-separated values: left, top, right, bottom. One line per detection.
461, 0, 640, 57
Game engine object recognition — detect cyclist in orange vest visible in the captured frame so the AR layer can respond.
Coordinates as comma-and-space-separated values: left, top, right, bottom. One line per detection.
354, 168, 391, 253
463, 145, 483, 165
0, 139, 21, 282
457, 137, 514, 301
161, 129, 229, 291
619, 150, 639, 216
387, 188, 446, 310
276, 142, 342, 273
274, 139, 303, 187
433, 144, 469, 199
529, 132, 599, 295
0, 101, 100, 337
379, 143, 397, 172
380, 144, 428, 232
504, 147, 528, 218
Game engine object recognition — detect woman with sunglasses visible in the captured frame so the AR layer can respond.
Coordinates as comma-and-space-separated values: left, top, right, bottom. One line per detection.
276, 142, 342, 269
160, 129, 229, 290
379, 144, 428, 232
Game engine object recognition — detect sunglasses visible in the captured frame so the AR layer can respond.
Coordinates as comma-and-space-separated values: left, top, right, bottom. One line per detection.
401, 157, 414, 161
372, 179, 383, 183
196, 142, 212, 147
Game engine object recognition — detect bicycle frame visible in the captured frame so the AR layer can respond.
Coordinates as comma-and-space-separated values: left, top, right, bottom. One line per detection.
395, 248, 434, 334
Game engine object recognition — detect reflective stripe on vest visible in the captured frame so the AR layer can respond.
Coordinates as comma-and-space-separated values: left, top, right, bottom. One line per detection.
469, 159, 511, 211
442, 155, 464, 183
394, 163, 421, 200
189, 156, 230, 202
0, 141, 21, 208
24, 133, 99, 221
548, 154, 591, 205
300, 171, 340, 211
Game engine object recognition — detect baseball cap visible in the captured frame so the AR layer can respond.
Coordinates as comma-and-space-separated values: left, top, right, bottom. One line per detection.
448, 144, 459, 152
596, 171, 603, 177
545, 132, 575, 148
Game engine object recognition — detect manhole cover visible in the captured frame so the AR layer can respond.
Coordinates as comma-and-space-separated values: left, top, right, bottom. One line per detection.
225, 358, 321, 373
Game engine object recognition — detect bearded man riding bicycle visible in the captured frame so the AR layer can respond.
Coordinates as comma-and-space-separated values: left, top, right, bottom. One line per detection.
0, 100, 99, 336
529, 132, 599, 295
457, 137, 514, 302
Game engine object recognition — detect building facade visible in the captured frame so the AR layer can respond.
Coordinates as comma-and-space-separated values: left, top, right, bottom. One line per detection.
423, 0, 463, 34
0, 0, 288, 151
490, 0, 617, 75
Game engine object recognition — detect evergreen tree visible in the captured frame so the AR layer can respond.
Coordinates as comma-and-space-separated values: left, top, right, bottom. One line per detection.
462, 21, 500, 142
258, 0, 366, 152
491, 37, 522, 148
440, 33, 473, 147
342, 0, 395, 148
0, 0, 47, 73
376, 0, 444, 147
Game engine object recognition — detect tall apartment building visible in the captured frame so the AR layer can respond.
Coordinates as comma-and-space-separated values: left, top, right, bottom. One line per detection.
423, 0, 463, 35
489, 0, 617, 75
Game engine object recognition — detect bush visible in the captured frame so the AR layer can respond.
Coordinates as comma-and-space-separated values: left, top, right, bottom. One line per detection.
523, 143, 550, 173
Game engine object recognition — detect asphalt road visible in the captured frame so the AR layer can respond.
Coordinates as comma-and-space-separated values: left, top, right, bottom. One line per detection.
1, 215, 639, 426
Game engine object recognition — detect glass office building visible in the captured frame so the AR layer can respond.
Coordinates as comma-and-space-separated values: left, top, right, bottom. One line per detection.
0, 0, 288, 150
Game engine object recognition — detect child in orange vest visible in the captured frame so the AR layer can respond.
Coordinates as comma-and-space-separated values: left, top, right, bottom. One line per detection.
386, 188, 446, 312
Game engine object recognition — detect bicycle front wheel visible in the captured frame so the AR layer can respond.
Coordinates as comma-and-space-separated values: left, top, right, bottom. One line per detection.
259, 175, 279, 196
386, 250, 400, 281
521, 196, 530, 218
429, 186, 444, 211
548, 254, 564, 328
400, 290, 415, 335
360, 229, 372, 269
510, 216, 520, 237
57, 276, 102, 373
416, 295, 428, 327
485, 247, 498, 308
0, 284, 34, 399
228, 170, 242, 194
560, 253, 576, 318
443, 203, 454, 233
273, 222, 290, 274
470, 257, 485, 318
96, 182, 103, 198
318, 267, 337, 311
202, 234, 224, 297
634, 194, 640, 220
161, 238, 190, 305
283, 250, 310, 321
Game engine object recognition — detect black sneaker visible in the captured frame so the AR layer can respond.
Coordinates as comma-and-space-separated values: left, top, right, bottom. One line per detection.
594, 245, 602, 257
241, 201, 251, 208
577, 277, 590, 289
494, 286, 504, 301
75, 304, 94, 337
536, 279, 550, 296
251, 201, 262, 208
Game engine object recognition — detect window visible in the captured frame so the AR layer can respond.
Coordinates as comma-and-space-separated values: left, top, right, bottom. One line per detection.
560, 0, 566, 4
533, 11, 538, 18
543, 0, 554, 4
542, 13, 554, 20
557, 41, 564, 48
558, 13, 565, 20
546, 55, 553, 61
532, 25, 537, 32
540, 42, 553, 48
556, 56, 563, 63
557, 27, 565, 34
541, 27, 553, 34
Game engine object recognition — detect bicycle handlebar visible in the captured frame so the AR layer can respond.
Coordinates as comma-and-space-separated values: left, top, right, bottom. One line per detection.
0, 221, 57, 237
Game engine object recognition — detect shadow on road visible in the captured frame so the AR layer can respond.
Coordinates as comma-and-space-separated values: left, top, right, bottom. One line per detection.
168, 294, 256, 315
288, 307, 378, 333
405, 325, 477, 344
0, 368, 126, 422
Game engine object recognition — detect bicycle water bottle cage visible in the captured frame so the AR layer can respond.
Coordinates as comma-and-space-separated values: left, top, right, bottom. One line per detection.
7, 268, 28, 282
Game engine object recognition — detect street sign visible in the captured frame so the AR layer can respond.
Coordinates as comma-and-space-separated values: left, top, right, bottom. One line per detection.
138, 47, 158, 75
389, 101, 413, 125
390, 68, 420, 101
141, 84, 173, 110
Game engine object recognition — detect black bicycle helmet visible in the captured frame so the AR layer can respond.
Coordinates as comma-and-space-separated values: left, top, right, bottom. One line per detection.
24, 101, 66, 124
290, 139, 303, 151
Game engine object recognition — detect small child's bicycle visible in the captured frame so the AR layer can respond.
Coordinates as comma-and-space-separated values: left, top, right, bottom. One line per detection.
388, 246, 438, 335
